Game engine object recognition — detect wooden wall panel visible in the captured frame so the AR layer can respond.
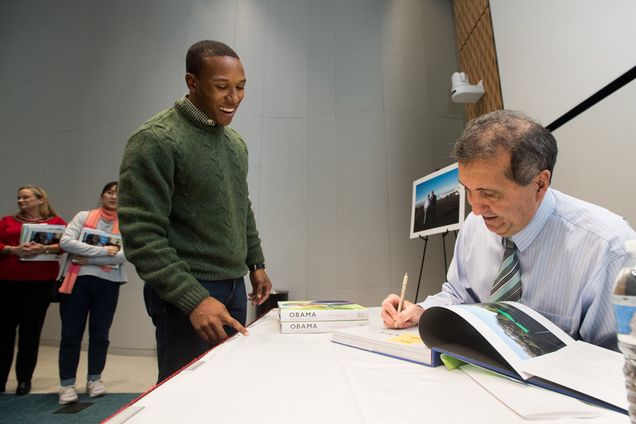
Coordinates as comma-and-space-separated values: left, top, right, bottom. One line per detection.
453, 0, 502, 120
453, 0, 488, 49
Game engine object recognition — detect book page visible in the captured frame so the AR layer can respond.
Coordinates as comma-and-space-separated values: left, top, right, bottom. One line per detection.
332, 309, 432, 365
518, 340, 628, 411
441, 302, 574, 379
462, 364, 605, 419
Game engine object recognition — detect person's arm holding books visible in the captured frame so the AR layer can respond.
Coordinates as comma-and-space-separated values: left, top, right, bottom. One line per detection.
72, 245, 125, 266
0, 220, 29, 257
2, 241, 60, 258
60, 212, 116, 258
24, 243, 59, 256
83, 247, 125, 266
0, 223, 54, 257
2, 243, 40, 258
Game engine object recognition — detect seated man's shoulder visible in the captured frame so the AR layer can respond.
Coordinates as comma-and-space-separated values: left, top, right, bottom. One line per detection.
553, 189, 635, 241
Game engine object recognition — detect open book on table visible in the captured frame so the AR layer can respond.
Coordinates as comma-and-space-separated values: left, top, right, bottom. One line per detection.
333, 302, 627, 414
331, 314, 431, 365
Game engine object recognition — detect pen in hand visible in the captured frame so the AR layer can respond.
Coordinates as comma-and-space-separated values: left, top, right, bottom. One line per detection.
395, 273, 408, 327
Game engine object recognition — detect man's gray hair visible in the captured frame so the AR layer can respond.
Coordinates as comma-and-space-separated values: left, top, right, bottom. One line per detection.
453, 110, 558, 185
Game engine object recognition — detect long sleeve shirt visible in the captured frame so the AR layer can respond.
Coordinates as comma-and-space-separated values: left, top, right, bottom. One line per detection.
0, 215, 66, 281
118, 98, 265, 314
421, 188, 636, 350
59, 211, 127, 283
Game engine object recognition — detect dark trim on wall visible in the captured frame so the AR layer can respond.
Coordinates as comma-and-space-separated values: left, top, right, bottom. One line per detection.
546, 65, 636, 132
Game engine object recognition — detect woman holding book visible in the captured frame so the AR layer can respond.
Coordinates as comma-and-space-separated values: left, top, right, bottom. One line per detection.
57, 181, 126, 405
0, 185, 66, 395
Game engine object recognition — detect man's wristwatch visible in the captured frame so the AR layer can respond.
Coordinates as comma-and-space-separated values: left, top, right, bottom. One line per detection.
248, 263, 266, 272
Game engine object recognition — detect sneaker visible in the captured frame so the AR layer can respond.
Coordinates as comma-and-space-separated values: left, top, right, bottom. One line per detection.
86, 379, 106, 398
58, 386, 78, 404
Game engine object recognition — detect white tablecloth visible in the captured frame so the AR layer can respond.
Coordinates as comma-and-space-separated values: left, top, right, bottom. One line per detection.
107, 309, 628, 424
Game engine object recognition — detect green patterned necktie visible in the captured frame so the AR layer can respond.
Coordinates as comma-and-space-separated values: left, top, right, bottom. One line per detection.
489, 238, 521, 302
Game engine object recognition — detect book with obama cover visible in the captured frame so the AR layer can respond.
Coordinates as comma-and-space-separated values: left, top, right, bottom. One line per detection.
280, 319, 370, 334
277, 300, 368, 322
278, 300, 369, 334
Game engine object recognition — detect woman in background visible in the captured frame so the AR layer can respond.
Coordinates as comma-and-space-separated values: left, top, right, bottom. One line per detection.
57, 181, 126, 404
0, 185, 66, 395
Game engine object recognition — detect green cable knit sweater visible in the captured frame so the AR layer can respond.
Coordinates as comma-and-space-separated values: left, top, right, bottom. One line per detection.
118, 99, 265, 314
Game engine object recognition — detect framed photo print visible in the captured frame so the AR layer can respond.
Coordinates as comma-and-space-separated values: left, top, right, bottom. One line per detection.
410, 162, 465, 238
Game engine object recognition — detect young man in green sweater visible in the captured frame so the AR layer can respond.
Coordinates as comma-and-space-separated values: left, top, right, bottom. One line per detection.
118, 40, 272, 383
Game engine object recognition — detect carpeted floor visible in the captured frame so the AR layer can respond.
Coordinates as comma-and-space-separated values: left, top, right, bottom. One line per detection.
0, 392, 140, 424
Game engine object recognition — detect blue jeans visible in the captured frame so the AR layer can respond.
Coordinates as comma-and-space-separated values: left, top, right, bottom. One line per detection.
144, 278, 247, 383
58, 275, 120, 386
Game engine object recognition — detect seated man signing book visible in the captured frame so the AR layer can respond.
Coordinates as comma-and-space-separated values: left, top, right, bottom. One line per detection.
382, 110, 636, 350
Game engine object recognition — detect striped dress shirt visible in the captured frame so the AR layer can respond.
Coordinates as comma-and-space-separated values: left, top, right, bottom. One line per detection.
421, 188, 636, 350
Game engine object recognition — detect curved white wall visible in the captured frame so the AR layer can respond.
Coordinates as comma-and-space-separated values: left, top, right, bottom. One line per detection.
0, 0, 463, 353
490, 0, 636, 226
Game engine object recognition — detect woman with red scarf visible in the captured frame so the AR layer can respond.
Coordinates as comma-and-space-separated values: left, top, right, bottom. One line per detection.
0, 185, 65, 395
57, 181, 126, 405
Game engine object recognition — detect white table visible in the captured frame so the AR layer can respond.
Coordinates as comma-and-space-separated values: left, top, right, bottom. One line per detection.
107, 309, 628, 424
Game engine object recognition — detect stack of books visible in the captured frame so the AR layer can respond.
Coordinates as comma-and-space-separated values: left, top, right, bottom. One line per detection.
278, 300, 369, 334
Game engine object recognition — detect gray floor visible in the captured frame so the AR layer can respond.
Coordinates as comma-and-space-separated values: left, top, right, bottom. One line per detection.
4, 345, 157, 395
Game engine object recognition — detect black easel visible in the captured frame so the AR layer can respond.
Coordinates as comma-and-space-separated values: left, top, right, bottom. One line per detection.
414, 230, 457, 303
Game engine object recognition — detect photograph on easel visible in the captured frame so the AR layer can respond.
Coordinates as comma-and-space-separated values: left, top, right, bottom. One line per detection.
410, 162, 465, 238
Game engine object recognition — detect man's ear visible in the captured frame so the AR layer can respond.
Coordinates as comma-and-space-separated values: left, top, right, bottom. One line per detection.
185, 73, 197, 91
536, 170, 551, 193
